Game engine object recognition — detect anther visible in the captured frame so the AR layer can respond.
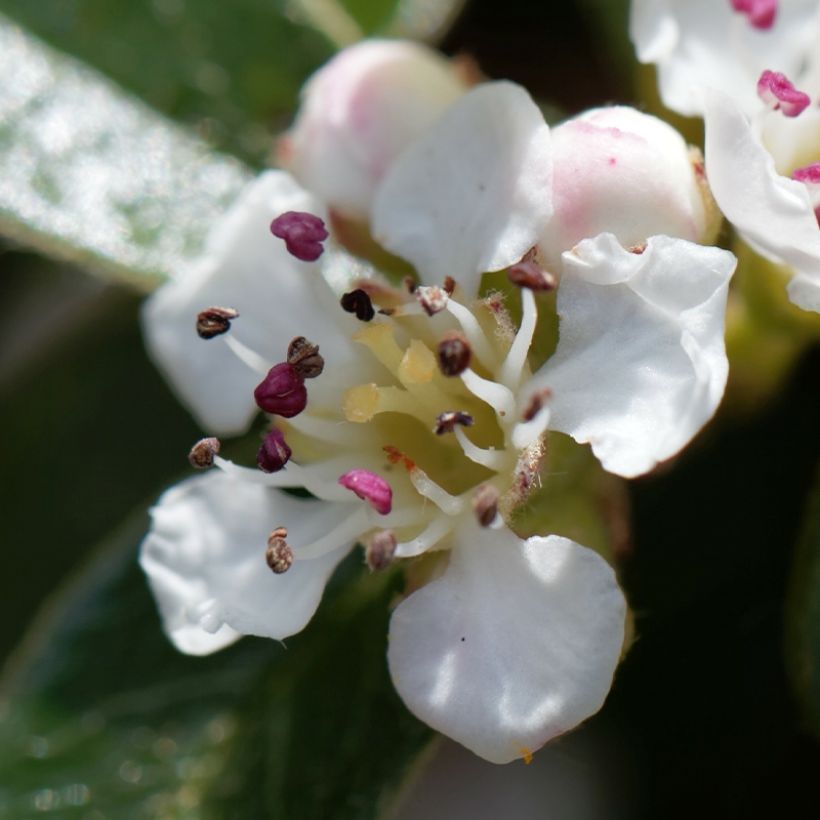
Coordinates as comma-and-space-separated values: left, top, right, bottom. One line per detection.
403, 276, 418, 293
522, 388, 553, 422
443, 276, 456, 295
188, 437, 221, 468
415, 285, 449, 316
270, 211, 328, 261
254, 362, 308, 417
257, 428, 292, 473
365, 530, 397, 571
340, 289, 376, 322
266, 527, 294, 574
472, 484, 500, 528
792, 163, 820, 184
437, 331, 472, 376
507, 250, 556, 291
730, 0, 777, 29
434, 411, 474, 435
196, 306, 239, 339
757, 70, 810, 117
338, 469, 393, 515
287, 336, 325, 379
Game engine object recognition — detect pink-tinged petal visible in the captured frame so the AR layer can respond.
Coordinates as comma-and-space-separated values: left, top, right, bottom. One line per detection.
372, 81, 553, 297
731, 0, 778, 30
757, 69, 810, 117
704, 89, 820, 312
140, 471, 356, 654
388, 524, 626, 764
531, 234, 735, 478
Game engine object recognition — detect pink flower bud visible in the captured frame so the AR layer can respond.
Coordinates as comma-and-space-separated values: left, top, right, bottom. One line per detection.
539, 107, 711, 268
279, 40, 467, 218
254, 362, 307, 417
338, 469, 393, 515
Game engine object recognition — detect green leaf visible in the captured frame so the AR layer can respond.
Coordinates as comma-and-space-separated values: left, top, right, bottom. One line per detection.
787, 465, 820, 738
0, 16, 253, 289
0, 510, 431, 818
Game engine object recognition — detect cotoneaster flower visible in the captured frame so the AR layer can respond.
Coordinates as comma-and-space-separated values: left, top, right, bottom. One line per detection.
630, 0, 820, 311
141, 80, 736, 763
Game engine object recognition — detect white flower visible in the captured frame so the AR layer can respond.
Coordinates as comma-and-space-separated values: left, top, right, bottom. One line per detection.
141, 81, 735, 763
630, 0, 820, 311
279, 39, 468, 220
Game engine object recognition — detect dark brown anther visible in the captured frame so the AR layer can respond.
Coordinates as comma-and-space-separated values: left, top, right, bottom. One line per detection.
266, 527, 293, 574
434, 411, 474, 435
196, 306, 239, 339
629, 242, 647, 254
340, 289, 376, 322
443, 276, 456, 295
522, 388, 553, 422
507, 260, 556, 291
365, 530, 397, 572
415, 285, 449, 316
188, 437, 221, 469
472, 484, 500, 528
287, 336, 324, 379
437, 331, 471, 377
403, 276, 418, 293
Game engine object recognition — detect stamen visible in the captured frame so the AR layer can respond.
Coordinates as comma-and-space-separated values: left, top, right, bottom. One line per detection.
522, 387, 553, 422
454, 426, 507, 470
343, 384, 430, 425
338, 469, 393, 515
395, 516, 453, 558
196, 306, 239, 339
730, 0, 777, 29
460, 368, 516, 420
257, 428, 292, 473
295, 507, 371, 559
408, 467, 464, 515
415, 285, 449, 316
287, 336, 324, 379
793, 162, 820, 184
365, 530, 397, 571
270, 211, 328, 261
266, 527, 293, 574
434, 411, 474, 435
254, 362, 308, 417
437, 331, 472, 376
499, 287, 538, 390
188, 437, 220, 469
340, 289, 376, 321
223, 334, 271, 375
757, 70, 810, 117
507, 250, 556, 291
472, 484, 500, 527
445, 299, 497, 367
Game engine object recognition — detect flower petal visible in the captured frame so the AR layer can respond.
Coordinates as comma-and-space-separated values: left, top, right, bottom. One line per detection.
387, 524, 625, 764
372, 81, 553, 296
704, 89, 820, 312
140, 470, 356, 655
142, 171, 357, 435
630, 0, 820, 117
532, 233, 735, 478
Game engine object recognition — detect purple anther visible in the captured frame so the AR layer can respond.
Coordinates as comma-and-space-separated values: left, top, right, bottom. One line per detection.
730, 0, 777, 29
338, 469, 393, 515
254, 362, 308, 417
257, 428, 292, 473
757, 70, 810, 117
792, 162, 820, 184
270, 211, 329, 261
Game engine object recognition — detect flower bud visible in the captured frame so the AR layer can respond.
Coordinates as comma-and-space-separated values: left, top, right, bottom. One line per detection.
279, 40, 467, 218
539, 107, 715, 268
254, 362, 307, 417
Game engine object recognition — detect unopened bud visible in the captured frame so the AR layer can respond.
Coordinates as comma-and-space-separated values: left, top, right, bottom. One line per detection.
257, 428, 292, 473
188, 437, 221, 468
437, 331, 471, 376
254, 362, 308, 417
266, 527, 294, 574
287, 336, 324, 379
196, 306, 239, 339
340, 289, 376, 322
366, 530, 397, 571
434, 411, 474, 435
472, 484, 500, 527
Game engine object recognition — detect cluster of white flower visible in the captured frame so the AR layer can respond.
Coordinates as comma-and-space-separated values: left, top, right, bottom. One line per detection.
141, 39, 738, 763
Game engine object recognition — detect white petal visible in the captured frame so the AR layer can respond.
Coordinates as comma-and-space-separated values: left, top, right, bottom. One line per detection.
140, 470, 356, 655
532, 233, 735, 478
142, 171, 358, 435
630, 0, 820, 117
704, 90, 820, 313
387, 524, 625, 764
372, 81, 553, 296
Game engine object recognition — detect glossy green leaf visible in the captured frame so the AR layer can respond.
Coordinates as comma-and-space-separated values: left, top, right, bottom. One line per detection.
0, 511, 431, 819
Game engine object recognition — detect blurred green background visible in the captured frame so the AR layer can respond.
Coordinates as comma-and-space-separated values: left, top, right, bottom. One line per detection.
1, 0, 819, 817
